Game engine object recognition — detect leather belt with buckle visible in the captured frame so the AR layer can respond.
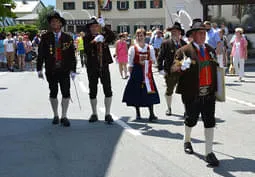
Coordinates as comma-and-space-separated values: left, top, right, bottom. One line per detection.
199, 86, 211, 96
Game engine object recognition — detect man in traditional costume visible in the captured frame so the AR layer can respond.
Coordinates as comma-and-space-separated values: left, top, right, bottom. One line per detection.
37, 12, 77, 127
83, 17, 116, 124
172, 19, 219, 166
158, 22, 187, 116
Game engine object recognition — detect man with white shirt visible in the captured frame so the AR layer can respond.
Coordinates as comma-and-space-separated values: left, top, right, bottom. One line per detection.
172, 19, 219, 167
4, 32, 15, 72
37, 12, 77, 127
158, 22, 187, 116
83, 17, 116, 124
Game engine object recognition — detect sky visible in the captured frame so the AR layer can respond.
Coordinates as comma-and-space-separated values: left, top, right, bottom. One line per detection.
42, 0, 56, 7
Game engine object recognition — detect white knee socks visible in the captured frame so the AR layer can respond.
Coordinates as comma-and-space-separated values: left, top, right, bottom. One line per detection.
165, 95, 172, 109
184, 125, 192, 143
61, 98, 70, 118
104, 97, 112, 116
50, 98, 58, 117
90, 98, 97, 115
205, 128, 214, 155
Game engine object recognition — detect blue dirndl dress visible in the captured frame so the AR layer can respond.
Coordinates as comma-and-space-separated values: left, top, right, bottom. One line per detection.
122, 45, 160, 107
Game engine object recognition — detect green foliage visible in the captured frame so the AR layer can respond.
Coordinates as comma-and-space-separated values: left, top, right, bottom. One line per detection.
0, 24, 38, 40
0, 0, 16, 19
36, 5, 54, 30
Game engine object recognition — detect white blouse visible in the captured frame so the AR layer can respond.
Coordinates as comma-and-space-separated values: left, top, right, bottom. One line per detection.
128, 44, 156, 67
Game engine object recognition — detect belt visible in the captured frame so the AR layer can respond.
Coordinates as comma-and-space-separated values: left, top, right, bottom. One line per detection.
199, 86, 212, 96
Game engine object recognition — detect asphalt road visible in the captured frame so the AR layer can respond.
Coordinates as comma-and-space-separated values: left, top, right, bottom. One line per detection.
0, 49, 254, 177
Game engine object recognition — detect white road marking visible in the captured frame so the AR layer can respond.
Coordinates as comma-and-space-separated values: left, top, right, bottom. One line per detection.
99, 107, 142, 136
0, 72, 8, 76
226, 96, 255, 108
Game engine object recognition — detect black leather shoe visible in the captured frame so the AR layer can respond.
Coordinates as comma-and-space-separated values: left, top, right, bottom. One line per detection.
184, 142, 194, 154
89, 114, 98, 123
52, 116, 59, 125
149, 115, 158, 122
60, 117, 70, 127
165, 108, 172, 116
206, 152, 219, 167
105, 114, 114, 124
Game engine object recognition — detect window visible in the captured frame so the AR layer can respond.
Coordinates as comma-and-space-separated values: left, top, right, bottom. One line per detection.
67, 25, 74, 32
150, 0, 163, 8
134, 25, 147, 32
101, 1, 112, 10
83, 1, 95, 9
117, 1, 129, 10
150, 24, 163, 31
63, 2, 75, 10
117, 25, 130, 33
134, 1, 146, 9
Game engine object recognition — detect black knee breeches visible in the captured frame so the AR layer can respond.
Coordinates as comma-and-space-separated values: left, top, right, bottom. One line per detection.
87, 68, 112, 99
182, 94, 216, 128
46, 71, 70, 99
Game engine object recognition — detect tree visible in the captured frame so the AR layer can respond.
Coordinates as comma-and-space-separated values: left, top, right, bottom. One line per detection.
0, 0, 16, 20
36, 5, 54, 30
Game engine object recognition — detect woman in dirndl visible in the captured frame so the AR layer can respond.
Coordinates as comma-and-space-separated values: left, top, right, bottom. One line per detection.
122, 28, 160, 122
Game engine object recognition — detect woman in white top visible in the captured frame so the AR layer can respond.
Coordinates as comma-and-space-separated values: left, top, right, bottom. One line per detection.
122, 28, 160, 122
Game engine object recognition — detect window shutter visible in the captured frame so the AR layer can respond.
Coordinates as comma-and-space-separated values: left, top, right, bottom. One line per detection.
160, 0, 163, 8
144, 1, 146, 8
150, 1, 153, 8
134, 1, 137, 9
160, 25, 163, 31
127, 1, 129, 9
127, 26, 130, 34
117, 1, 120, 9
134, 25, 138, 33
117, 26, 121, 33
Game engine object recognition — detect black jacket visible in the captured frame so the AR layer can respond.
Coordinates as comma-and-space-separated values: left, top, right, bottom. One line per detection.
37, 31, 76, 73
158, 38, 187, 73
83, 27, 115, 69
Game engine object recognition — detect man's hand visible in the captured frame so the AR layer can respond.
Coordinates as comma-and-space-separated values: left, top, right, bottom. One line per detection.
94, 35, 104, 43
70, 71, 76, 80
97, 17, 105, 27
181, 57, 191, 71
37, 70, 44, 79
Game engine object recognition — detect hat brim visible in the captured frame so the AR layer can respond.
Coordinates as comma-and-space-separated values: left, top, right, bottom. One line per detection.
186, 27, 206, 37
167, 26, 182, 31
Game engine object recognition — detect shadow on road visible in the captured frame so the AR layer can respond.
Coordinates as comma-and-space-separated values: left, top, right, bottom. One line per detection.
193, 151, 255, 177
126, 119, 221, 145
0, 117, 123, 177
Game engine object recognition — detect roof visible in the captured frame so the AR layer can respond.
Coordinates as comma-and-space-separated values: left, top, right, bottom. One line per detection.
15, 13, 38, 21
12, 1, 41, 13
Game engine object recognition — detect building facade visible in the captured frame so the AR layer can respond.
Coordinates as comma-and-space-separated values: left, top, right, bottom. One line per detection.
165, 0, 255, 33
56, 0, 166, 34
13, 0, 46, 25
